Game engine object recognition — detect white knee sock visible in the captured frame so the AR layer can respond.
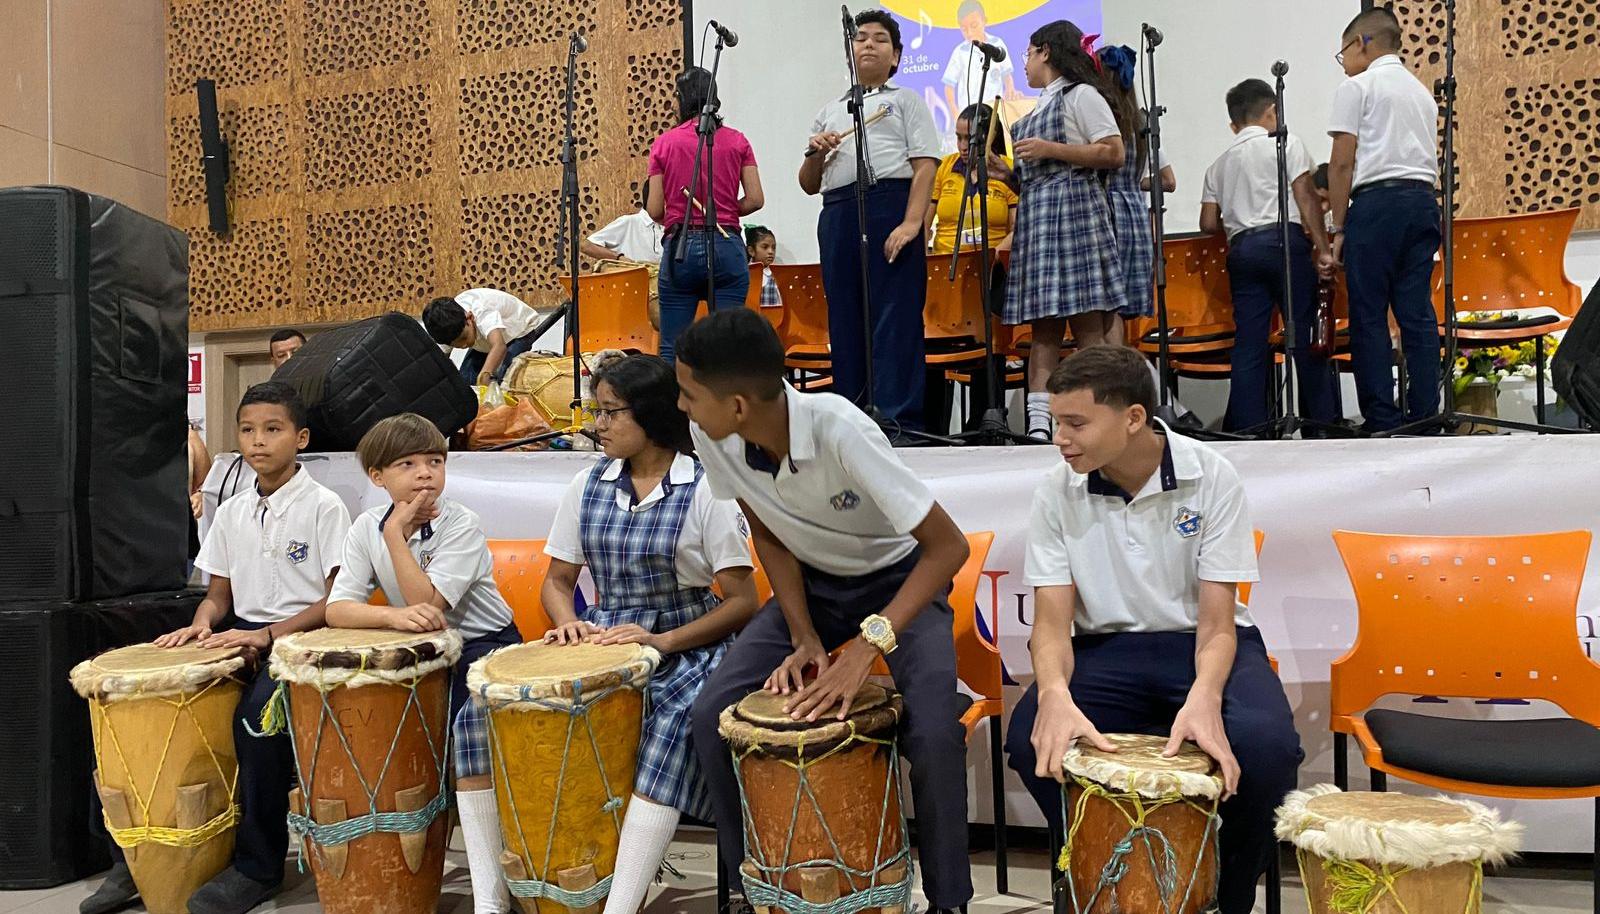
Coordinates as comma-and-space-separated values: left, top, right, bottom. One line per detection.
602, 795, 681, 914
1026, 392, 1052, 438
457, 787, 511, 914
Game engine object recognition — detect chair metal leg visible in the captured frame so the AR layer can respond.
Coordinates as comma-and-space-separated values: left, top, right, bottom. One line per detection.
1592, 796, 1598, 914
1050, 805, 1067, 914
989, 719, 1008, 896
1333, 732, 1348, 791
1370, 768, 1387, 792
1265, 844, 1282, 914
1537, 336, 1549, 425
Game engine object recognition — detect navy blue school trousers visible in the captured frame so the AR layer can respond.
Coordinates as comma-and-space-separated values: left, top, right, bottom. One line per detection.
1003, 626, 1302, 914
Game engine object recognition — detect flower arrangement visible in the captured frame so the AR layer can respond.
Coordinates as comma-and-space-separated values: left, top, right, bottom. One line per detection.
1451, 312, 1562, 395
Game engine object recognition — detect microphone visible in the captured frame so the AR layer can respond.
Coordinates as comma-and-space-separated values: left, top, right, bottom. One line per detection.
1271, 59, 1290, 77
842, 5, 856, 37
1142, 23, 1163, 48
974, 41, 1006, 63
570, 31, 588, 53
708, 19, 739, 48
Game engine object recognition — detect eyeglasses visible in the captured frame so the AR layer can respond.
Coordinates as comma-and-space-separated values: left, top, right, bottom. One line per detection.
594, 405, 633, 424
1335, 36, 1364, 65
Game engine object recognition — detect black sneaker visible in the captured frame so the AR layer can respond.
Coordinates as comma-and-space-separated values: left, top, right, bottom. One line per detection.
79, 862, 138, 914
186, 867, 282, 914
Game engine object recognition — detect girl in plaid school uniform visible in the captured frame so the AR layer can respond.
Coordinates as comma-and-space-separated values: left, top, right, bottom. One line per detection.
540, 354, 760, 914
1006, 21, 1129, 440
745, 224, 783, 309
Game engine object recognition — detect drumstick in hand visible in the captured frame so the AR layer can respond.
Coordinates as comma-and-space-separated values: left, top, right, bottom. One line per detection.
679, 188, 730, 238
803, 104, 895, 157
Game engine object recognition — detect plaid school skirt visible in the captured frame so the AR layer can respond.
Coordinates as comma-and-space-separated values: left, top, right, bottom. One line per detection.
1109, 187, 1156, 318
1004, 171, 1129, 324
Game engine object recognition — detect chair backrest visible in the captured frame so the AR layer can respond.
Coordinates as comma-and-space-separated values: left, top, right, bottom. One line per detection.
923, 250, 990, 342
559, 268, 657, 354
487, 538, 554, 641
1330, 529, 1600, 728
1156, 232, 1235, 328
952, 531, 1001, 701
771, 263, 830, 352
1430, 208, 1584, 320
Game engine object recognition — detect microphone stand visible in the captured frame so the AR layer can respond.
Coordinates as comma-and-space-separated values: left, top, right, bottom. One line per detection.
1141, 25, 1180, 427
1241, 63, 1349, 439
678, 26, 729, 307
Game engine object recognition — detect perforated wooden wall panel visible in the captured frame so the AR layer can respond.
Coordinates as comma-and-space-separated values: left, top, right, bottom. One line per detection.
167, 0, 684, 331
1387, 0, 1600, 229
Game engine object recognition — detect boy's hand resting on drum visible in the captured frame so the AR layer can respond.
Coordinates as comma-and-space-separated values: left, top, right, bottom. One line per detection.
1031, 686, 1117, 783
200, 627, 271, 653
783, 636, 876, 723
154, 624, 213, 648
1165, 694, 1241, 800
765, 630, 831, 697
390, 602, 447, 633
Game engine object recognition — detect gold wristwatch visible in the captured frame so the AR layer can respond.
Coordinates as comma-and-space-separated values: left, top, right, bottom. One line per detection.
859, 614, 898, 655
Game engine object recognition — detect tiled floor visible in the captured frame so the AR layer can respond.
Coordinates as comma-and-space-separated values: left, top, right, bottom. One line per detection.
3, 832, 1591, 913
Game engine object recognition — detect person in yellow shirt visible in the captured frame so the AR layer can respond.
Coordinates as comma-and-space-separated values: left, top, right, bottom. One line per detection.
926, 103, 1018, 256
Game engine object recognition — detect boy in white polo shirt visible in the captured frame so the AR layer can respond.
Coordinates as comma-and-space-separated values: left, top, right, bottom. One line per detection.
675, 309, 974, 914
1327, 7, 1441, 432
325, 413, 521, 914
422, 287, 543, 386
1002, 346, 1301, 914
96, 382, 350, 914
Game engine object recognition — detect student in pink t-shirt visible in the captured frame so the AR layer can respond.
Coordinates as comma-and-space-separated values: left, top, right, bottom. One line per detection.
645, 67, 765, 364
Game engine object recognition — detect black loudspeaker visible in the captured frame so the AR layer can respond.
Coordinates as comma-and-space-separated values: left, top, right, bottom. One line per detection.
272, 311, 477, 451
0, 186, 191, 602
196, 79, 230, 235
0, 591, 203, 888
1552, 283, 1600, 430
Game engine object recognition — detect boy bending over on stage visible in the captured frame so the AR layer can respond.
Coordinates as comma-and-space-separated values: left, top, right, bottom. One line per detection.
95, 383, 351, 914
326, 414, 522, 914
678, 309, 974, 914
1003, 346, 1301, 914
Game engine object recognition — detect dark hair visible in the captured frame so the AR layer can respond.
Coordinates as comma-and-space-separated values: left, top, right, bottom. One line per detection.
269, 328, 306, 346
237, 380, 307, 429
1343, 7, 1402, 51
1225, 78, 1276, 126
357, 413, 447, 473
676, 67, 717, 123
956, 103, 1009, 157
676, 309, 785, 401
854, 10, 903, 76
638, 174, 650, 209
957, 0, 985, 23
1045, 345, 1155, 415
1095, 48, 1144, 176
591, 355, 694, 455
743, 225, 775, 248
1029, 21, 1121, 135
1313, 162, 1330, 190
421, 297, 467, 346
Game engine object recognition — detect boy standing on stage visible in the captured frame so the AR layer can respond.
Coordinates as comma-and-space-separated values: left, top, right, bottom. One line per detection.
1327, 7, 1441, 433
801, 10, 941, 432
1201, 78, 1338, 433
1003, 346, 1301, 914
677, 310, 973, 914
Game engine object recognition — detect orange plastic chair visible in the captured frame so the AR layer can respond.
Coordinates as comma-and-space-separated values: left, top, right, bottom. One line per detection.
559, 267, 657, 354
771, 263, 832, 375
922, 251, 989, 366
1132, 232, 1237, 359
487, 538, 554, 641
1328, 530, 1600, 899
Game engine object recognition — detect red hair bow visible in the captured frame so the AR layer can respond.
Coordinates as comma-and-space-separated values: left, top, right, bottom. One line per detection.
1081, 32, 1103, 72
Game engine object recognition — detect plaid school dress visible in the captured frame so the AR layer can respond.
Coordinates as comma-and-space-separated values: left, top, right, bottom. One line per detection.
1003, 83, 1129, 324
576, 457, 728, 820
1107, 140, 1156, 318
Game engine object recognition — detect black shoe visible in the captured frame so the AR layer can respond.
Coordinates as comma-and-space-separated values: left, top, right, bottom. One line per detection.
80, 863, 138, 914
186, 867, 282, 914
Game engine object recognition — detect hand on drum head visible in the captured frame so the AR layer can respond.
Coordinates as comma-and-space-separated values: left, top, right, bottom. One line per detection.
784, 638, 875, 723
589, 623, 661, 651
1165, 698, 1240, 800
153, 624, 213, 648
543, 620, 602, 646
390, 603, 447, 633
199, 627, 270, 653
1032, 688, 1117, 783
765, 633, 832, 697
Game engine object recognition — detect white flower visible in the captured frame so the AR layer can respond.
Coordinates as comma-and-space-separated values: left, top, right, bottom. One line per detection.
1497, 369, 1510, 379
1515, 364, 1537, 378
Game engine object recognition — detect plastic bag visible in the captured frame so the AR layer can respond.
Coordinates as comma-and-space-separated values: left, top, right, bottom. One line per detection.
466, 398, 555, 451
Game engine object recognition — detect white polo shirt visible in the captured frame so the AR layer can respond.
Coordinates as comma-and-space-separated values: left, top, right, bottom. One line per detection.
1038, 77, 1120, 146
1327, 55, 1438, 188
544, 453, 752, 588
812, 83, 942, 194
456, 288, 539, 351
1200, 126, 1316, 239
329, 497, 514, 640
1024, 422, 1259, 634
691, 386, 934, 577
195, 466, 350, 625
587, 209, 664, 264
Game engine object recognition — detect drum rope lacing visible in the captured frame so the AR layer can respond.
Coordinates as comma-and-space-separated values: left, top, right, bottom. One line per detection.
91, 676, 243, 850
1297, 848, 1486, 914
730, 721, 914, 914
484, 674, 646, 907
258, 646, 451, 867
1059, 775, 1221, 914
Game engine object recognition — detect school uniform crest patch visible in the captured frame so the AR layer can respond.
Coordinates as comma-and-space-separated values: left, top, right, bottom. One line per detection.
1174, 506, 1201, 538
830, 490, 860, 512
420, 550, 435, 570
286, 540, 310, 564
